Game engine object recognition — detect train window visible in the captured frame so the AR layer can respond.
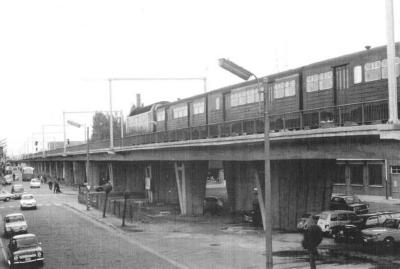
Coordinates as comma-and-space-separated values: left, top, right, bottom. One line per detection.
365, 60, 381, 82
273, 80, 295, 99
193, 101, 205, 115
353, 66, 362, 84
215, 97, 220, 110
306, 72, 332, 92
319, 71, 333, 90
381, 57, 400, 79
231, 87, 260, 107
173, 105, 188, 119
156, 109, 165, 122
306, 75, 319, 92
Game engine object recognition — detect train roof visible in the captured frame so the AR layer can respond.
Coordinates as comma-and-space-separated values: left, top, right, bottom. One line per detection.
128, 101, 168, 116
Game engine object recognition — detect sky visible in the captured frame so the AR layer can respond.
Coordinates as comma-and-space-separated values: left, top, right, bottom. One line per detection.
0, 0, 399, 156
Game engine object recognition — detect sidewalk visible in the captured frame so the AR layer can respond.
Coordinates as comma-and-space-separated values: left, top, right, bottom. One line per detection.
358, 194, 400, 205
59, 185, 375, 269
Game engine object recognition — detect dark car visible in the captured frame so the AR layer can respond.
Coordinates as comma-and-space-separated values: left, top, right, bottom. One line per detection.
330, 194, 369, 214
11, 184, 24, 200
203, 196, 224, 216
7, 233, 44, 267
332, 211, 398, 243
297, 213, 320, 232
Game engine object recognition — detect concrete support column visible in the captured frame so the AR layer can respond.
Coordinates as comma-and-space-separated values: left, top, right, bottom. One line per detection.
363, 163, 369, 195
63, 161, 74, 184
55, 162, 59, 179
49, 162, 53, 178
174, 161, 208, 215
345, 164, 351, 196
73, 161, 87, 185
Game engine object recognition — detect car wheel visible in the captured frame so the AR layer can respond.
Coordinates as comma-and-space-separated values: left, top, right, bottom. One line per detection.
383, 237, 395, 251
4, 197, 10, 202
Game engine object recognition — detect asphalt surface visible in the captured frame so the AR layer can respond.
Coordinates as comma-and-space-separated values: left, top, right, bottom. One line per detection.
0, 180, 179, 269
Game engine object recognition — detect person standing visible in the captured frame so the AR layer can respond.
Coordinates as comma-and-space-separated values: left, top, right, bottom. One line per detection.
145, 176, 153, 203
48, 180, 53, 190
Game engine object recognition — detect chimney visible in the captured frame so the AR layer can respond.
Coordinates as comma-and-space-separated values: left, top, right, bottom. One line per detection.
136, 94, 141, 108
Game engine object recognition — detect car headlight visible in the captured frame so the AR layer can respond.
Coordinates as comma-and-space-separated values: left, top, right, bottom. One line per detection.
13, 256, 18, 261
6, 227, 11, 231
37, 252, 42, 257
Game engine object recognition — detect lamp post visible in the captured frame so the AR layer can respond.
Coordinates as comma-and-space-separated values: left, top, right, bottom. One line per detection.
107, 77, 207, 150
218, 58, 272, 269
66, 120, 90, 184
63, 110, 123, 156
41, 124, 62, 158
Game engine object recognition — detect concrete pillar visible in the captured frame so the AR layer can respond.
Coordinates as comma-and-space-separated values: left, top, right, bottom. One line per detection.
363, 162, 369, 195
63, 161, 74, 184
174, 161, 208, 215
345, 164, 351, 195
73, 161, 87, 185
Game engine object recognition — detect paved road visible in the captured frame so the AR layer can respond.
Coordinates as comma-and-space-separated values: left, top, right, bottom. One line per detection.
0, 180, 179, 269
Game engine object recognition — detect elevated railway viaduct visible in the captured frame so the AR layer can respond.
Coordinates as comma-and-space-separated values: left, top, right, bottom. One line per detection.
21, 124, 400, 230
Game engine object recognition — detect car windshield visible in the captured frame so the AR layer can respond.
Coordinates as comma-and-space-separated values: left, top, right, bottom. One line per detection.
345, 197, 361, 204
15, 237, 38, 249
22, 195, 33, 200
31, 179, 39, 182
301, 213, 311, 218
6, 215, 24, 223
320, 213, 329, 220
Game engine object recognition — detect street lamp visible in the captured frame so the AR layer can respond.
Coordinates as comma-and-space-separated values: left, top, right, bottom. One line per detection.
41, 124, 62, 158
218, 58, 272, 269
63, 110, 123, 156
66, 120, 90, 185
107, 77, 208, 150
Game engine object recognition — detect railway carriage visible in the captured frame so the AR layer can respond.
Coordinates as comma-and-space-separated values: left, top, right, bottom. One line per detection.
125, 43, 400, 142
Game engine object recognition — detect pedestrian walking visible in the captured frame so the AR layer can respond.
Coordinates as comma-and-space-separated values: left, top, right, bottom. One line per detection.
48, 180, 53, 190
12, 173, 15, 181
54, 182, 58, 193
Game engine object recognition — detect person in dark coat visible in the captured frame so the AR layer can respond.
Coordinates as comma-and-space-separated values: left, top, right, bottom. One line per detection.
48, 180, 53, 190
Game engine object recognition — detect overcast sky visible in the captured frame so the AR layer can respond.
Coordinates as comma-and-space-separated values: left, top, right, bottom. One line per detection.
1, 0, 399, 155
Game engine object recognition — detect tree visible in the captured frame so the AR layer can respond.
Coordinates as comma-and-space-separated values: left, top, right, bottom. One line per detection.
91, 112, 123, 141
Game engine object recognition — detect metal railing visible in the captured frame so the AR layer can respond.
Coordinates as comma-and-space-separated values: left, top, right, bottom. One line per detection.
25, 99, 390, 159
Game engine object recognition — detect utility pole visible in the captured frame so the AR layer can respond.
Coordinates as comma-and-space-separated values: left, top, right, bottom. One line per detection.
386, 0, 399, 124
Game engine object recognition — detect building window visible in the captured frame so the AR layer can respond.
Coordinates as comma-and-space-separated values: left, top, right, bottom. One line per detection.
215, 97, 220, 110
230, 86, 260, 107
173, 105, 188, 119
354, 65, 362, 84
273, 80, 296, 99
156, 109, 165, 122
391, 166, 400, 174
368, 164, 383, 186
350, 164, 363, 185
306, 71, 333, 92
193, 101, 205, 115
334, 164, 346, 184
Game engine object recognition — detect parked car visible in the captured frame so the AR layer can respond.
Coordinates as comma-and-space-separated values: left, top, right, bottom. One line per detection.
330, 194, 369, 214
362, 218, 400, 251
3, 213, 28, 237
20, 194, 37, 210
7, 233, 43, 267
317, 210, 363, 235
203, 196, 224, 216
0, 190, 15, 202
11, 184, 24, 199
30, 178, 41, 188
297, 213, 320, 232
332, 211, 398, 243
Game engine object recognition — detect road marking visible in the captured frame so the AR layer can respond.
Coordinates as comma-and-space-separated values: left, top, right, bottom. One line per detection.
63, 204, 189, 269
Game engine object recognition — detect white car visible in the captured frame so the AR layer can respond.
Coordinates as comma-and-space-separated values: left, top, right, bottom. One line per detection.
30, 178, 41, 188
20, 194, 37, 210
3, 213, 28, 237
